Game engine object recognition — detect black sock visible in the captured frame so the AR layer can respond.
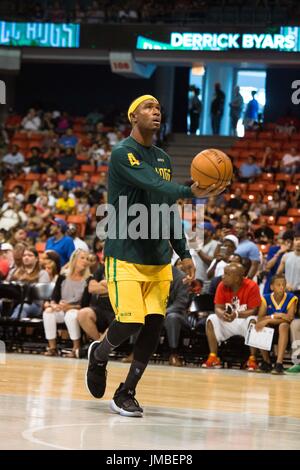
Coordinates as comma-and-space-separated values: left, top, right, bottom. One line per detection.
94, 336, 115, 363
123, 360, 146, 391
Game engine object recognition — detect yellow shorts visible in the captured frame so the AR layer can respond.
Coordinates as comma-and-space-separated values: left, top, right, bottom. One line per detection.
105, 257, 172, 323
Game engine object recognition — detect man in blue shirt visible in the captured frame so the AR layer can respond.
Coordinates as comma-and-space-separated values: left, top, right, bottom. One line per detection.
239, 155, 261, 183
58, 128, 78, 149
234, 221, 260, 279
244, 90, 259, 130
46, 218, 75, 267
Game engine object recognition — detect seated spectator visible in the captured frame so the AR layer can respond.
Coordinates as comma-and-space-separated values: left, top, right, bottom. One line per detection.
263, 232, 294, 294
164, 265, 190, 367
77, 195, 91, 216
254, 218, 274, 244
0, 197, 27, 231
239, 155, 261, 183
256, 274, 297, 374
27, 147, 45, 173
235, 221, 260, 279
44, 259, 59, 282
56, 112, 71, 134
2, 145, 24, 173
42, 249, 90, 357
21, 108, 41, 132
281, 147, 300, 174
249, 193, 267, 219
277, 232, 300, 291
40, 249, 61, 274
227, 188, 246, 211
45, 218, 75, 267
77, 265, 115, 343
207, 235, 239, 279
60, 170, 81, 192
58, 128, 78, 149
261, 146, 279, 173
67, 224, 89, 252
265, 191, 288, 218
202, 263, 261, 370
55, 190, 76, 214
58, 147, 79, 173
9, 247, 50, 320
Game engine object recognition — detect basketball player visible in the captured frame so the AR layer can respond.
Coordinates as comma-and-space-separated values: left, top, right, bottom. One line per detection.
85, 95, 215, 417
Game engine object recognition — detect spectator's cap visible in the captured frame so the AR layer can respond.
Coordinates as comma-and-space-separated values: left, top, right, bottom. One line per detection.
282, 230, 295, 241
51, 218, 68, 233
67, 224, 77, 234
128, 95, 159, 123
224, 234, 239, 249
197, 222, 215, 233
0, 242, 13, 251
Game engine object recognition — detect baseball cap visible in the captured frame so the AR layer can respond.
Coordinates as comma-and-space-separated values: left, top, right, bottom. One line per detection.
224, 234, 239, 249
67, 224, 77, 233
197, 222, 215, 233
51, 218, 68, 233
0, 242, 13, 251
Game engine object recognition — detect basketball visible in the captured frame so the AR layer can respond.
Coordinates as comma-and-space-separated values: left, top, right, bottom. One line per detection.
190, 148, 233, 196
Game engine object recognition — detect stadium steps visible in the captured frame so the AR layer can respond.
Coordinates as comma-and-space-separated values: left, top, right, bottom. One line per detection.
165, 134, 237, 183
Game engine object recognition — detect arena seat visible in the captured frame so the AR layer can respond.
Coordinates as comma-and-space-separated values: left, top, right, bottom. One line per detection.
287, 208, 300, 217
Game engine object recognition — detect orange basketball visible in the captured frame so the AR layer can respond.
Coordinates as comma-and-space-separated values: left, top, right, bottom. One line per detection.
190, 148, 233, 196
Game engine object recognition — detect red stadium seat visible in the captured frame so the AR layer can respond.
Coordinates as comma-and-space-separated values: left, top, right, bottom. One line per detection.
35, 242, 46, 253
258, 131, 273, 140
287, 208, 300, 217
275, 173, 291, 182
248, 183, 265, 192
265, 183, 278, 193
261, 173, 274, 182
244, 131, 257, 140
234, 140, 249, 149
277, 216, 295, 225
80, 165, 95, 173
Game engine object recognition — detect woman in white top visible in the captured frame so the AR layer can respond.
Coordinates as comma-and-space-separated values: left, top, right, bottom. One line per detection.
42, 249, 90, 357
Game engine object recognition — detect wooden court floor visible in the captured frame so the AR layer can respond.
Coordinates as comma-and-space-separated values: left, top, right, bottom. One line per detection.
1, 353, 300, 450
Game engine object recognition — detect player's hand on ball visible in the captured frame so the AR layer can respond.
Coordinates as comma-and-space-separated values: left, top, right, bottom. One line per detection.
180, 258, 196, 283
191, 181, 218, 198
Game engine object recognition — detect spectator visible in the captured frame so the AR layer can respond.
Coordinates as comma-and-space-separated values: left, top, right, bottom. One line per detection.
10, 247, 50, 320
202, 263, 261, 370
277, 233, 300, 291
190, 222, 220, 293
77, 265, 115, 343
239, 155, 261, 183
207, 235, 239, 279
234, 221, 260, 279
227, 187, 246, 211
42, 249, 90, 357
60, 170, 81, 192
58, 128, 78, 149
229, 86, 243, 136
67, 224, 89, 252
2, 145, 25, 173
21, 108, 41, 132
0, 197, 27, 231
263, 233, 294, 294
189, 86, 202, 135
256, 274, 297, 374
261, 146, 279, 173
254, 218, 274, 244
55, 190, 76, 214
211, 83, 225, 135
281, 147, 300, 175
45, 218, 75, 267
164, 265, 190, 367
244, 91, 259, 130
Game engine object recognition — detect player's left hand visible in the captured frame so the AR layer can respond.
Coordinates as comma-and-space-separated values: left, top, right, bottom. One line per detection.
180, 258, 195, 284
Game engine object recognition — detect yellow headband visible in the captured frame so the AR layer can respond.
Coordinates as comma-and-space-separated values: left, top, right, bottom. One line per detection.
127, 94, 159, 123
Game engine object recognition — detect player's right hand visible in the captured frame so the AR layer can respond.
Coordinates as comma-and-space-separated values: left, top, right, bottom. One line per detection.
191, 181, 218, 198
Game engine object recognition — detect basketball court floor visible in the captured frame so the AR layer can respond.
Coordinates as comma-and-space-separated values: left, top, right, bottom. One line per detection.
1, 354, 300, 450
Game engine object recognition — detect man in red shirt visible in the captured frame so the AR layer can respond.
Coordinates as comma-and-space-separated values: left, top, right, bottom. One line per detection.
202, 263, 261, 371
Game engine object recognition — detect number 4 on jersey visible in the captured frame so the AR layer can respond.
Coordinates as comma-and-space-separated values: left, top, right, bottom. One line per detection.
128, 153, 140, 166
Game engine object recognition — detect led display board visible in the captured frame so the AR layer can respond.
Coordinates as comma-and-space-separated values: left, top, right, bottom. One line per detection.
136, 27, 300, 52
0, 21, 80, 48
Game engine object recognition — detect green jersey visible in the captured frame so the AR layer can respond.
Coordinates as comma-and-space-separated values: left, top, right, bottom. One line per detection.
104, 136, 193, 265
